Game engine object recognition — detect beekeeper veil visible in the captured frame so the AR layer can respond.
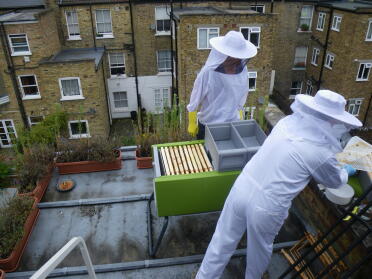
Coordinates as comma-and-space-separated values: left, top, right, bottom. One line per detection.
281, 90, 362, 153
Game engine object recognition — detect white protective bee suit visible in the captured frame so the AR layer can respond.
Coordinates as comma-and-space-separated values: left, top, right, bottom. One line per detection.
196, 90, 362, 279
187, 31, 257, 126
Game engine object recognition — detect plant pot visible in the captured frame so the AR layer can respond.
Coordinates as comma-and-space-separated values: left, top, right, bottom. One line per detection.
135, 150, 153, 169
0, 197, 40, 272
55, 150, 122, 175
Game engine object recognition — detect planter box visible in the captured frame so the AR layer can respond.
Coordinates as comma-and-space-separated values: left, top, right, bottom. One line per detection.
55, 151, 122, 175
0, 197, 40, 272
135, 150, 153, 169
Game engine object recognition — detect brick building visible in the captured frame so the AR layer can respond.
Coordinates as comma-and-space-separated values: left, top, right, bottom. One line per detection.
0, 0, 371, 149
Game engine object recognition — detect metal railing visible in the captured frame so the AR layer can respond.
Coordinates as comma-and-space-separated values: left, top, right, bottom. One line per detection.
30, 237, 97, 279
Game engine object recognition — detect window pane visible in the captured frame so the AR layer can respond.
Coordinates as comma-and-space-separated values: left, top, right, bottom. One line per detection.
20, 76, 36, 86
250, 33, 259, 47
241, 28, 249, 40
198, 29, 207, 48
367, 22, 372, 40
358, 64, 365, 79
363, 67, 369, 80
113, 92, 128, 108
157, 20, 164, 32
163, 20, 171, 31
62, 79, 80, 96
70, 122, 87, 135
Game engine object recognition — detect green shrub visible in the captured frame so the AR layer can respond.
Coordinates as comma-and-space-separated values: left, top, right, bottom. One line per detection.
0, 195, 34, 258
0, 162, 11, 188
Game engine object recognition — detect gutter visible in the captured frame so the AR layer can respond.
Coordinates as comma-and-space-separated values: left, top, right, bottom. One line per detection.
0, 22, 30, 129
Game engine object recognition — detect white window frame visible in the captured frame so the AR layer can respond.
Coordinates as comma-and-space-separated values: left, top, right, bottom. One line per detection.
156, 50, 172, 73
108, 53, 126, 78
58, 77, 84, 101
298, 5, 313, 32
112, 91, 129, 110
28, 115, 44, 126
240, 26, 261, 48
289, 81, 303, 98
154, 88, 171, 110
331, 15, 342, 32
155, 6, 171, 36
366, 20, 372, 41
347, 98, 363, 116
250, 5, 265, 13
356, 62, 371, 81
197, 27, 219, 50
305, 80, 313, 95
68, 120, 90, 139
311, 48, 320, 66
324, 53, 335, 69
248, 71, 257, 92
18, 74, 40, 100
8, 34, 31, 56
0, 119, 17, 148
316, 12, 326, 31
293, 46, 308, 69
95, 9, 113, 38
65, 10, 81, 40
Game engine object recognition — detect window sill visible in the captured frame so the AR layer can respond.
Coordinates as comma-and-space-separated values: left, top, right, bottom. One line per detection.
157, 72, 172, 76
316, 28, 324, 32
155, 32, 171, 36
331, 29, 340, 32
110, 74, 127, 79
248, 89, 256, 92
356, 79, 369, 82
197, 47, 212, 50
96, 34, 114, 39
69, 135, 91, 139
60, 96, 85, 101
297, 30, 312, 33
324, 65, 333, 70
22, 95, 41, 100
311, 63, 318, 67
365, 39, 372, 42
11, 52, 32, 56
67, 36, 82, 41
292, 67, 306, 71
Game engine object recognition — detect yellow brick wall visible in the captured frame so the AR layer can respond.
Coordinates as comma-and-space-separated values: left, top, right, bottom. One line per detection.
177, 13, 277, 107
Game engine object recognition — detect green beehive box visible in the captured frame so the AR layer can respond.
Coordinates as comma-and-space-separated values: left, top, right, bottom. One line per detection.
153, 140, 240, 217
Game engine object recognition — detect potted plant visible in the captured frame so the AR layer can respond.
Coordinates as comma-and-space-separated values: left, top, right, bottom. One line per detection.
300, 24, 309, 31
55, 137, 122, 174
135, 132, 156, 169
0, 195, 39, 272
15, 144, 55, 202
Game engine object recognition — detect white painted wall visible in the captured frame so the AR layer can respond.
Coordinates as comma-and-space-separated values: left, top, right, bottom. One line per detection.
107, 73, 172, 119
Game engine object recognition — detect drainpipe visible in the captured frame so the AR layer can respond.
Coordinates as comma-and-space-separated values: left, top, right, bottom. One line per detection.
0, 22, 30, 129
101, 47, 112, 129
129, 0, 142, 114
89, 3, 97, 49
316, 7, 333, 91
170, 0, 178, 105
270, 0, 274, 13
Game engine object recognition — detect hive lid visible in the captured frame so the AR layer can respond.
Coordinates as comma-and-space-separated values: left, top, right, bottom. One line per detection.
325, 184, 355, 205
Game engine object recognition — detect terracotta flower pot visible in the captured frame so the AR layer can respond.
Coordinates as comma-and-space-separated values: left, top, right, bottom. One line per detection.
0, 197, 40, 272
135, 149, 153, 169
55, 150, 122, 175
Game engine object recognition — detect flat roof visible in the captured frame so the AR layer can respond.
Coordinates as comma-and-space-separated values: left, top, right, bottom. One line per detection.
0, 0, 44, 9
0, 9, 45, 23
172, 6, 257, 19
321, 0, 372, 11
42, 48, 105, 69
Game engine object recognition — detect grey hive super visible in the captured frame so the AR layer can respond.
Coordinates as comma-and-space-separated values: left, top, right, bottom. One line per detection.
205, 120, 267, 172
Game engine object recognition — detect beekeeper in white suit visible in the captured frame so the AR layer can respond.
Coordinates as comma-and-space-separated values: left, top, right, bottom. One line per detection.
196, 90, 362, 279
187, 30, 257, 139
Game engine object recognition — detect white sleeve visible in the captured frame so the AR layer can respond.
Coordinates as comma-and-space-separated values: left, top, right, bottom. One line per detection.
187, 71, 208, 112
312, 156, 348, 189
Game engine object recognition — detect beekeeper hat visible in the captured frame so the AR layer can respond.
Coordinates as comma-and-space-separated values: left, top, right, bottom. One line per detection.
295, 90, 362, 127
209, 30, 257, 59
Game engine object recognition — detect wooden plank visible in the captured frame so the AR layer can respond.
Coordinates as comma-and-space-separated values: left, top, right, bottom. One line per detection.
190, 144, 203, 172
178, 146, 189, 174
195, 144, 208, 172
183, 145, 195, 173
281, 249, 310, 279
169, 146, 180, 175
164, 147, 175, 175
173, 146, 185, 175
198, 144, 213, 171
160, 147, 170, 176
291, 249, 315, 279
187, 145, 199, 173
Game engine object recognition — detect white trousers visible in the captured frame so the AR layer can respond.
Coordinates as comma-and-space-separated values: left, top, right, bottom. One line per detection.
196, 175, 288, 279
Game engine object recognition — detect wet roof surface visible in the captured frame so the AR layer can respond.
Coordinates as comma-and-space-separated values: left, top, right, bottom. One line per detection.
8, 150, 304, 278
323, 1, 372, 11
0, 9, 44, 22
172, 7, 256, 19
0, 0, 44, 9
